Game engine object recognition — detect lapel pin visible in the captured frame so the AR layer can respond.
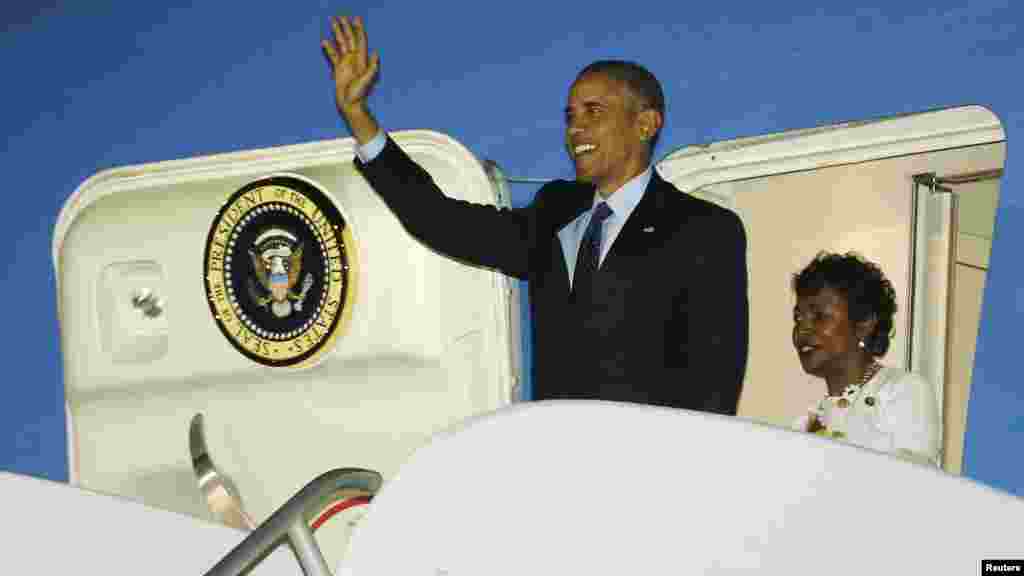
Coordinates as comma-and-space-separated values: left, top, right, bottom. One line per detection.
643, 226, 655, 233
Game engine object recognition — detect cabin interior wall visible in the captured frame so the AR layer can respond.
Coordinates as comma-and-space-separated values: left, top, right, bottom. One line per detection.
711, 143, 1004, 432
943, 177, 1000, 474
728, 160, 911, 426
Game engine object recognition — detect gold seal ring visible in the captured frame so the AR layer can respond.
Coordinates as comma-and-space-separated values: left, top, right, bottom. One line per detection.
202, 173, 356, 368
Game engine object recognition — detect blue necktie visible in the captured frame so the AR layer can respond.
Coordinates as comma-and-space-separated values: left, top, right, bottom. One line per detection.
572, 202, 613, 299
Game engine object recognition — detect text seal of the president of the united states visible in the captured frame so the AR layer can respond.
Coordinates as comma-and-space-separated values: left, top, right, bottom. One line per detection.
203, 174, 355, 368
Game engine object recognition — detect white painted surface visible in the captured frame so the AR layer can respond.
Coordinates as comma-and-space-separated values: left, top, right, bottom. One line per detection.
0, 472, 299, 575
55, 130, 520, 564
342, 401, 1023, 575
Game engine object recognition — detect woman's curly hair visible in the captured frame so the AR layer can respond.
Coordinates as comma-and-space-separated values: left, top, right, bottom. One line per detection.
792, 251, 898, 357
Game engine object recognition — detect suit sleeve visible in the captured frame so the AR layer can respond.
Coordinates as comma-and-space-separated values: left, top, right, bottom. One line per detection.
683, 209, 749, 415
354, 135, 544, 280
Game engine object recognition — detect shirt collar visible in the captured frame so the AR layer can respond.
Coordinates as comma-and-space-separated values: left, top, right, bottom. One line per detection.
590, 166, 652, 222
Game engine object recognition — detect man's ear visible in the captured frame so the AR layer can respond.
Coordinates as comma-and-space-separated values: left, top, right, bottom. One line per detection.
637, 108, 663, 142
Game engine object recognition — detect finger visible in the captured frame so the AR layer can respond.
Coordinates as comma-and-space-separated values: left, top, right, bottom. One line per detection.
356, 52, 380, 89
352, 16, 367, 53
362, 51, 380, 81
335, 15, 356, 54
321, 39, 339, 67
339, 16, 356, 53
330, 16, 347, 54
350, 52, 379, 98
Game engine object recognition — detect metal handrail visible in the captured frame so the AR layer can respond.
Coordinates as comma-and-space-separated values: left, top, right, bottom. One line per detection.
203, 468, 382, 576
190, 413, 256, 531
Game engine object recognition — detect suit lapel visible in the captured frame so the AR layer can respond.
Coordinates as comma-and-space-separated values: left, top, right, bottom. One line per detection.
550, 236, 571, 295
547, 174, 682, 288
601, 172, 675, 270
557, 219, 579, 279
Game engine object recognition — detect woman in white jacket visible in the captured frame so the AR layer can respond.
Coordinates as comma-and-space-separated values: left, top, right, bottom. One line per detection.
791, 251, 939, 466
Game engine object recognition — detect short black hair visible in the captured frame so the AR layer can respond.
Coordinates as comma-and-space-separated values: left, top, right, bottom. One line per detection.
792, 251, 898, 357
577, 60, 665, 150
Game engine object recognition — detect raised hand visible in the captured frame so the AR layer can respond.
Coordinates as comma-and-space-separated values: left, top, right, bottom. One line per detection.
322, 16, 380, 142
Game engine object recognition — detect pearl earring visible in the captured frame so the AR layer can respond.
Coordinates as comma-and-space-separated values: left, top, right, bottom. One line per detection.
858, 339, 865, 349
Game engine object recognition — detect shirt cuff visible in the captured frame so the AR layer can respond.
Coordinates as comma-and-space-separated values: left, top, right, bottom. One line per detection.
355, 130, 386, 163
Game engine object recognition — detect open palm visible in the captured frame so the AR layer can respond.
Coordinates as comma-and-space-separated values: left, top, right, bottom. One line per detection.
322, 16, 379, 113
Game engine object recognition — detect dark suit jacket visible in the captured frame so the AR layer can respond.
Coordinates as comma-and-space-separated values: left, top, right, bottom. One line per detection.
355, 136, 749, 415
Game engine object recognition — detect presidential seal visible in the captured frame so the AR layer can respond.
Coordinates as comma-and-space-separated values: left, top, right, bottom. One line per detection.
203, 174, 355, 368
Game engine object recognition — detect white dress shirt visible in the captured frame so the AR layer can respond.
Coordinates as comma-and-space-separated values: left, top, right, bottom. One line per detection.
557, 168, 652, 289
355, 130, 388, 163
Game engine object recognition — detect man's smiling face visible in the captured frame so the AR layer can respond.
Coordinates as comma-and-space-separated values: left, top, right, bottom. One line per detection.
565, 72, 653, 198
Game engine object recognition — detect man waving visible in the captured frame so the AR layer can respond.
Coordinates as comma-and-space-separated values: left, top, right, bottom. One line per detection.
322, 16, 749, 414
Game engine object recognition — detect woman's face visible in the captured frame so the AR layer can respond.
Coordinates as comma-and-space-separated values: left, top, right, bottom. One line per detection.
792, 286, 859, 379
